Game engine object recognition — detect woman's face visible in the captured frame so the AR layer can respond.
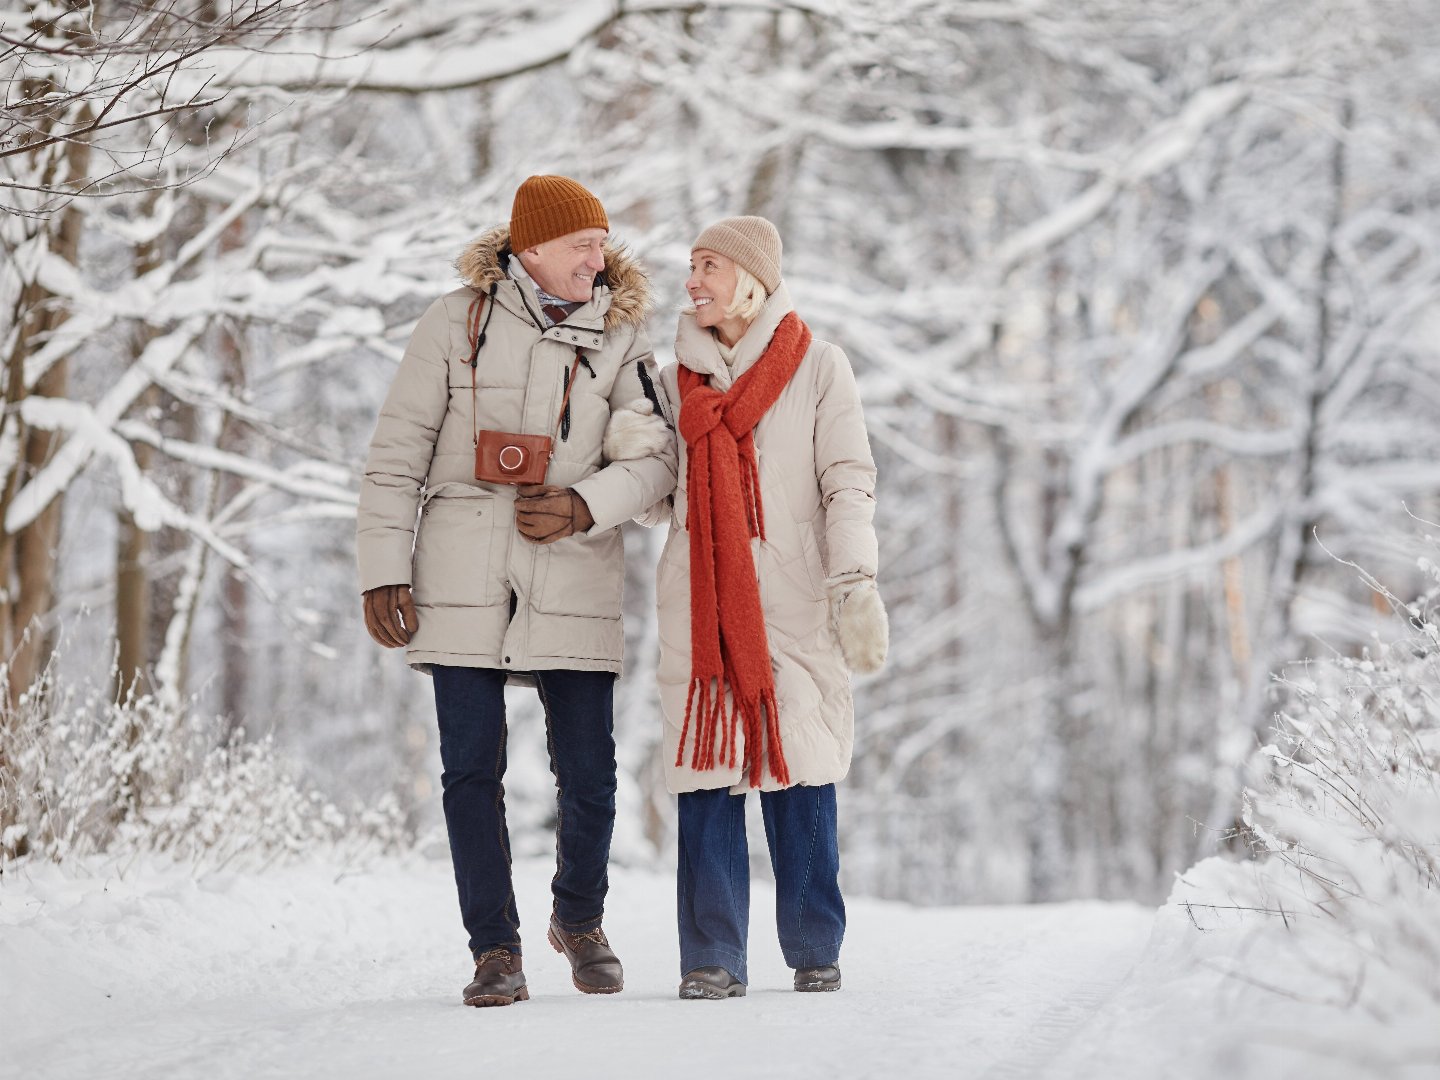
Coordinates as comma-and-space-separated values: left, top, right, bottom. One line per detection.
686, 248, 737, 332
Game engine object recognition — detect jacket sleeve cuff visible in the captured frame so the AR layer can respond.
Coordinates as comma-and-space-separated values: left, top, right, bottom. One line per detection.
573, 458, 675, 533
357, 532, 415, 591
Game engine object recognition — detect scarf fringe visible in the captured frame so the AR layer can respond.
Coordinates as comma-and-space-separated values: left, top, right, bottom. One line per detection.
752, 688, 790, 787
677, 677, 726, 771
676, 679, 698, 769
740, 446, 765, 540
676, 677, 790, 787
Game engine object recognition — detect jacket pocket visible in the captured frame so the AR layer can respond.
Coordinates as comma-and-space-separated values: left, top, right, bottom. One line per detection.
756, 458, 826, 608
534, 528, 624, 618
412, 482, 500, 608
773, 650, 825, 729
797, 518, 827, 597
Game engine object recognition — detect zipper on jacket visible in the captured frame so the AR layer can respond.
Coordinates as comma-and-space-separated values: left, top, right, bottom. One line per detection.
636, 361, 668, 425
499, 248, 550, 332
508, 279, 548, 332
558, 356, 596, 441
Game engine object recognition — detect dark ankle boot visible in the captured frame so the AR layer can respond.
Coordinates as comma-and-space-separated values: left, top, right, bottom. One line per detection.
463, 948, 528, 1007
793, 963, 841, 992
679, 966, 746, 1000
547, 917, 624, 994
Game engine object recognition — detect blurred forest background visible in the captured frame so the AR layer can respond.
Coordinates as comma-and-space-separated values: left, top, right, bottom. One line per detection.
4, 0, 1440, 905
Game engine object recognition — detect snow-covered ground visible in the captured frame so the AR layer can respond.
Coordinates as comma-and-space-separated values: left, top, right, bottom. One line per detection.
0, 853, 1419, 1080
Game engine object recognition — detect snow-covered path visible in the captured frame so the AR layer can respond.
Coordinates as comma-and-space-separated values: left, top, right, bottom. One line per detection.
1, 854, 1153, 1080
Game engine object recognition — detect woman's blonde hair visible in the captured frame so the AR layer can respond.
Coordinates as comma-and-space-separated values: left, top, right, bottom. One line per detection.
724, 264, 768, 323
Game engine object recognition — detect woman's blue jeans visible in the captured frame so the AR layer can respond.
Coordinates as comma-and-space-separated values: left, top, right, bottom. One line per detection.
432, 665, 617, 960
676, 783, 846, 985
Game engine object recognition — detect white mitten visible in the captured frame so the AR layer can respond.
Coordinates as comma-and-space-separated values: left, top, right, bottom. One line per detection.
603, 398, 672, 462
829, 578, 889, 674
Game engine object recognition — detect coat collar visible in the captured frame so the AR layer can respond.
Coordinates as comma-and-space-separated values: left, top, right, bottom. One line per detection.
674, 282, 796, 391
454, 225, 653, 341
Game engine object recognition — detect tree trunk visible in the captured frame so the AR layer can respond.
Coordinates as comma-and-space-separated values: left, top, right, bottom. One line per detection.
217, 215, 250, 738
0, 107, 89, 849
5, 239, 80, 703
116, 230, 162, 702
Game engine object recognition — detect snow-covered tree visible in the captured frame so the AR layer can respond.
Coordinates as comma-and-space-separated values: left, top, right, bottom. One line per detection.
7, 0, 1440, 902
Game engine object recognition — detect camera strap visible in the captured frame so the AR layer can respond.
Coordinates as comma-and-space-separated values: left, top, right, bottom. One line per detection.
467, 291, 583, 449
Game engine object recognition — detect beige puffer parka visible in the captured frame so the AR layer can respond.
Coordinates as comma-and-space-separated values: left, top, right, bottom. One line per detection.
357, 226, 677, 676
655, 283, 879, 793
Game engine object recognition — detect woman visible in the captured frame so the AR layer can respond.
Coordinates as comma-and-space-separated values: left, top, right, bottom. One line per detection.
652, 215, 888, 999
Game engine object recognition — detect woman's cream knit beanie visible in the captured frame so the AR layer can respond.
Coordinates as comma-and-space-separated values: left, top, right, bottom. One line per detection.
691, 215, 782, 292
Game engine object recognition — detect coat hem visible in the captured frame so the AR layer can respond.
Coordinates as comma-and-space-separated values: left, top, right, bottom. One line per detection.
665, 764, 849, 796
406, 650, 622, 678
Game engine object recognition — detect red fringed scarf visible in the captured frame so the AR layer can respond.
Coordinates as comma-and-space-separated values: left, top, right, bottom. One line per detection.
675, 311, 812, 787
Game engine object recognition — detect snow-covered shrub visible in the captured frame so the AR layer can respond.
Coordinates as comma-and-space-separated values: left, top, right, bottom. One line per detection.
0, 645, 411, 872
1177, 556, 1440, 1047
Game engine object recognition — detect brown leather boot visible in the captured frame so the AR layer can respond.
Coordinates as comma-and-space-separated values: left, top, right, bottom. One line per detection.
547, 917, 624, 994
463, 948, 528, 1007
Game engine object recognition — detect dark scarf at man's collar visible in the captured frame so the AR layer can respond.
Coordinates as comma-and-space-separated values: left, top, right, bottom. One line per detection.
507, 250, 584, 327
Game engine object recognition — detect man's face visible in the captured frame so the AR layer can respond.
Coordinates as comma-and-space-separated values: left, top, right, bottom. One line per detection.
518, 228, 607, 304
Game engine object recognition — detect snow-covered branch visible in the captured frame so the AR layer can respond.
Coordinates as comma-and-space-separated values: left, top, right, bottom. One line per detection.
990, 81, 1252, 281
6, 318, 206, 532
113, 420, 356, 509
1075, 502, 1284, 612
13, 392, 248, 565
211, 0, 839, 93
1109, 419, 1300, 467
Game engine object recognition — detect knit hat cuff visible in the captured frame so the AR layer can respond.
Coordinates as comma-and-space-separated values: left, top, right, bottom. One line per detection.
691, 217, 782, 293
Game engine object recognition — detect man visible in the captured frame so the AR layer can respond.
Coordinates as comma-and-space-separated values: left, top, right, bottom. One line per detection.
357, 175, 675, 1007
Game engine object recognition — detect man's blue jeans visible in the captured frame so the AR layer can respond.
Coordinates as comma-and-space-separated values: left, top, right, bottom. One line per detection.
432, 665, 617, 960
676, 783, 846, 985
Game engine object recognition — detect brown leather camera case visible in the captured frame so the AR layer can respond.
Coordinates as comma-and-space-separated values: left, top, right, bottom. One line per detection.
474, 431, 553, 486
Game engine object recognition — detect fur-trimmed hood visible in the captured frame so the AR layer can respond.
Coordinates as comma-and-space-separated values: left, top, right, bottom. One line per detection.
455, 225, 652, 331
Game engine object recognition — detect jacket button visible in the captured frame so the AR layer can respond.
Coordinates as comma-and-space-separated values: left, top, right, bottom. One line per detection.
504, 656, 511, 664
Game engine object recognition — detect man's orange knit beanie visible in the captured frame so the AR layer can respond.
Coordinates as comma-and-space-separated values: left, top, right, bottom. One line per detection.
509, 175, 609, 252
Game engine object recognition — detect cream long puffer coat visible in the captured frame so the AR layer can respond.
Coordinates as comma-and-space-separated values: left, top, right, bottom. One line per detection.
654, 283, 879, 793
357, 226, 677, 676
